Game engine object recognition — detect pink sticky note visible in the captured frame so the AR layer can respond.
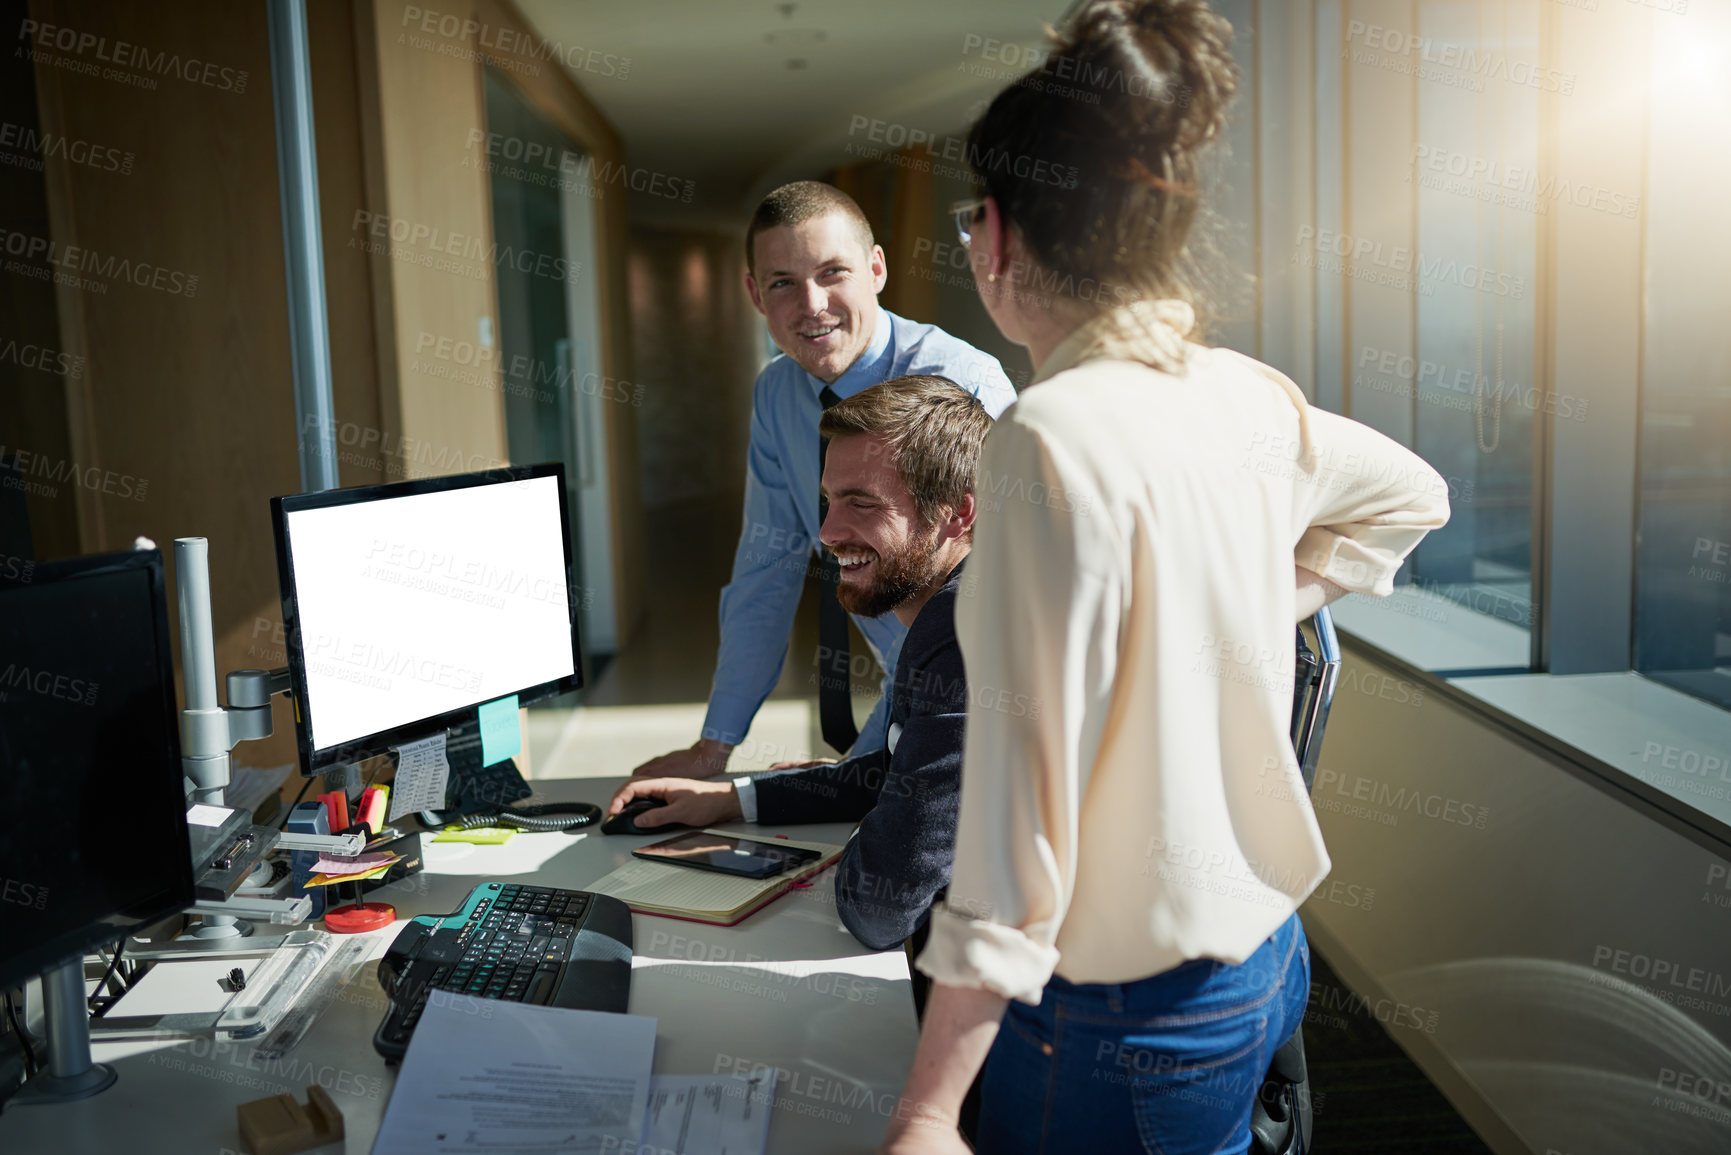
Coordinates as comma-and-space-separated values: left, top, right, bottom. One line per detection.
310, 851, 396, 875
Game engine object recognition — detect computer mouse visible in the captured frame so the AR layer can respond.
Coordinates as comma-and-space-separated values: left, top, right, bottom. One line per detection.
600, 797, 692, 836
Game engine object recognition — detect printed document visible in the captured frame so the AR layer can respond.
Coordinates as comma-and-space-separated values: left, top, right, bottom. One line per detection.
372, 994, 656, 1153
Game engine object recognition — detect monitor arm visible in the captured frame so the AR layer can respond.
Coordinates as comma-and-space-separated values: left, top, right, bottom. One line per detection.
174, 537, 294, 807
225, 666, 294, 742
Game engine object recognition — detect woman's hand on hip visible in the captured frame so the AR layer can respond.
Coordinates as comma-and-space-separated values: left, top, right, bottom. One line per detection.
877, 1124, 971, 1155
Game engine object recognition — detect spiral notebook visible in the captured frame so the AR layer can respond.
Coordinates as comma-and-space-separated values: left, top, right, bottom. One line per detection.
586, 831, 842, 926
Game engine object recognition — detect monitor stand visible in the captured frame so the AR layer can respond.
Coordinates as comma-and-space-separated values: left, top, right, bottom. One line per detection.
12, 957, 117, 1105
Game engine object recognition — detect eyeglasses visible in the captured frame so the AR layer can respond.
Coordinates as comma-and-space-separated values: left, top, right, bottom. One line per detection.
952, 197, 987, 247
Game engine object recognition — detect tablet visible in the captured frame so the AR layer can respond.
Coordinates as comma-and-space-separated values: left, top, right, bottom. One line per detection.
631, 831, 825, 880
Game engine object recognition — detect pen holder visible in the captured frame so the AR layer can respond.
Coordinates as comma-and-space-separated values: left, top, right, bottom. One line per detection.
357, 830, 425, 896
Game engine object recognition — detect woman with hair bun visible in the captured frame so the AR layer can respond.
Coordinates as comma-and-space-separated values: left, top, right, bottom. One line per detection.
878, 2, 1450, 1152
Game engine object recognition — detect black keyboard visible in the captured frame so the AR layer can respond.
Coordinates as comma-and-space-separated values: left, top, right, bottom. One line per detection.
372, 881, 633, 1059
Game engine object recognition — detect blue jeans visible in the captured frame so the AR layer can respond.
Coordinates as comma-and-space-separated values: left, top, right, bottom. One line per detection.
977, 915, 1309, 1155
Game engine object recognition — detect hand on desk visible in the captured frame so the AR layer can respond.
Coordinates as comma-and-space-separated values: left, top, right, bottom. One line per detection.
630, 737, 734, 779
607, 777, 743, 828
766, 757, 836, 772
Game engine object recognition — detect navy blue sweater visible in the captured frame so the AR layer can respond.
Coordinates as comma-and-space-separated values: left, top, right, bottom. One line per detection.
754, 561, 968, 951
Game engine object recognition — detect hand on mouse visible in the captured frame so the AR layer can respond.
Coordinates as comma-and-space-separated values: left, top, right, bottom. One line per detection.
607, 777, 743, 828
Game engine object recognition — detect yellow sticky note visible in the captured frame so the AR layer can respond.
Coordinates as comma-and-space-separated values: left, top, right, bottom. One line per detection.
432, 826, 517, 845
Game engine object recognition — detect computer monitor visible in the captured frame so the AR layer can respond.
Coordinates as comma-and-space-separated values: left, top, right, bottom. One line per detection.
270, 464, 584, 776
0, 548, 195, 993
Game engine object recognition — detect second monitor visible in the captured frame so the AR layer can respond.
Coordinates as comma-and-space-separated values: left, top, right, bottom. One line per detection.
271, 464, 584, 778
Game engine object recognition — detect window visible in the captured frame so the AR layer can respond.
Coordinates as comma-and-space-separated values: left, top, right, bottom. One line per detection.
1221, 0, 1731, 710
1232, 0, 1545, 669
1633, 9, 1731, 711
1405, 1, 1539, 642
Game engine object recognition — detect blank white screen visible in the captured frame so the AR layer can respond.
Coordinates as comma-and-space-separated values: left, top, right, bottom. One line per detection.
284, 475, 575, 751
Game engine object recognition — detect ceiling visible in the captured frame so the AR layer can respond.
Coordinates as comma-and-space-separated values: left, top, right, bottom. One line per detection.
514, 0, 1076, 228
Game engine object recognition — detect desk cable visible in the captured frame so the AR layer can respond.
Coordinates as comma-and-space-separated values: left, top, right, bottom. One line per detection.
423, 802, 603, 832
4, 989, 36, 1076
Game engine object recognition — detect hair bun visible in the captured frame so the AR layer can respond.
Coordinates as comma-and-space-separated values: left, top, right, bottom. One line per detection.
1066, 0, 1237, 148
962, 0, 1239, 348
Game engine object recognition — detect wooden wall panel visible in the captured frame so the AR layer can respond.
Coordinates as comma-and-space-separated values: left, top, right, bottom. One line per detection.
358, 0, 508, 480
27, 0, 304, 772
0, 0, 78, 562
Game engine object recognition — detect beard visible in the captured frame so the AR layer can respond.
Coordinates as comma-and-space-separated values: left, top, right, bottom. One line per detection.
834, 519, 947, 619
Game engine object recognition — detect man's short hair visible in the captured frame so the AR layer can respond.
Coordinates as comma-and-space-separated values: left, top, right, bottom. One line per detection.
819, 375, 992, 529
745, 182, 876, 276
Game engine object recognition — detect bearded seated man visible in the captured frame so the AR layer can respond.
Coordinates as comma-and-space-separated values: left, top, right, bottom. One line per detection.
606, 374, 991, 956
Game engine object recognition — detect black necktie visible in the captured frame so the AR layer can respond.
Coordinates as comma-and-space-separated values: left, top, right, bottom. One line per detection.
817, 386, 859, 754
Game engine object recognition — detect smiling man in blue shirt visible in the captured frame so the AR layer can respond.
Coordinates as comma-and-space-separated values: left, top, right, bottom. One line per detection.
630, 181, 1016, 780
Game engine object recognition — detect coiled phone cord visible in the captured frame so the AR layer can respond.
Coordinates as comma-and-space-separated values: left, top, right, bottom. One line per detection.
427, 802, 603, 831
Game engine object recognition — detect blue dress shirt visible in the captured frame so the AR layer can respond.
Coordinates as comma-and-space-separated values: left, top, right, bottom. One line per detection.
702, 307, 1016, 753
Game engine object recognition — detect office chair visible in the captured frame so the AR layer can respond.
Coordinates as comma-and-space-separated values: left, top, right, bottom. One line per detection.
1248, 605, 1341, 1155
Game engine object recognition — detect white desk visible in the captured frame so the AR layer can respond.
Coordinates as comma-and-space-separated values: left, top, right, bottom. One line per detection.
0, 777, 921, 1154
